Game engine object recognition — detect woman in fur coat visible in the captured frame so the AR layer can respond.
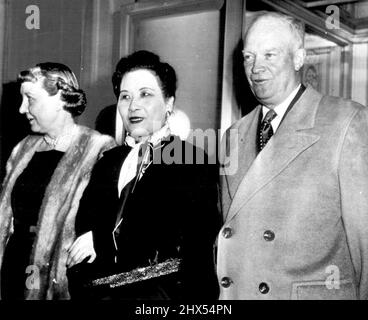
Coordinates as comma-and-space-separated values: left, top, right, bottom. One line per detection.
66, 51, 220, 300
0, 62, 116, 300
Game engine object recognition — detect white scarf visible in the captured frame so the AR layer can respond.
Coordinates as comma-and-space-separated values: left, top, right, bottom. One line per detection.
117, 124, 170, 196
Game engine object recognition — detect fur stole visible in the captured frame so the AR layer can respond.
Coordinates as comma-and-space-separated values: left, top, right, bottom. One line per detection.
0, 125, 116, 299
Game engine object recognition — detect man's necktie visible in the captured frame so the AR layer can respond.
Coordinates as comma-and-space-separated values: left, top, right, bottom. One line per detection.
259, 109, 277, 151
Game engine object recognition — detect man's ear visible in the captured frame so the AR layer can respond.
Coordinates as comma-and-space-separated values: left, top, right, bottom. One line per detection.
293, 48, 306, 72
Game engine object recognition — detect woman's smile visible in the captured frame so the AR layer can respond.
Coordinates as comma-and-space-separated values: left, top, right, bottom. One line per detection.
129, 116, 144, 124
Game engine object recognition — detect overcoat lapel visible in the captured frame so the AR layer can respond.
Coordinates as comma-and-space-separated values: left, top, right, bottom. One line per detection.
226, 87, 322, 223
222, 107, 260, 219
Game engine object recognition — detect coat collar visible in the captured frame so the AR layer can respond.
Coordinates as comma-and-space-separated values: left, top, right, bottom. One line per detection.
224, 86, 322, 222
221, 107, 259, 210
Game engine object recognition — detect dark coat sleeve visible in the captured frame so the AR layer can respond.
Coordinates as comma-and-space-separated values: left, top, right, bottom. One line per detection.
74, 147, 128, 268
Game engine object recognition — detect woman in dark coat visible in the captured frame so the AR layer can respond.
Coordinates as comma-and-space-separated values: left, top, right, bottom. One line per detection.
67, 51, 220, 300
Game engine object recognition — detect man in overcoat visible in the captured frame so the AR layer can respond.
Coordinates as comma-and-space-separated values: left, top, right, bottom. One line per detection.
217, 11, 368, 300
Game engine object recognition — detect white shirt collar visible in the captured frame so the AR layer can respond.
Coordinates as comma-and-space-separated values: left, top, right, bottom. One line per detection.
262, 84, 301, 132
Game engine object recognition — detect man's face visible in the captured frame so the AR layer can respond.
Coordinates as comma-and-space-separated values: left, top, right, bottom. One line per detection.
243, 17, 303, 107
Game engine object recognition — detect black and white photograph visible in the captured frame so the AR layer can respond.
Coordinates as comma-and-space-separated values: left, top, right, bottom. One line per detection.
0, 0, 368, 316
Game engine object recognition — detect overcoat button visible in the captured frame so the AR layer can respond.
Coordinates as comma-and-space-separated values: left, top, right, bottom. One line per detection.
263, 230, 275, 241
220, 277, 233, 288
222, 227, 233, 239
259, 282, 270, 294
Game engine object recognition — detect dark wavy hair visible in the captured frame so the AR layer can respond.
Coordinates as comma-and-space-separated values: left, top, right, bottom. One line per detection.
112, 50, 177, 100
18, 62, 86, 117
